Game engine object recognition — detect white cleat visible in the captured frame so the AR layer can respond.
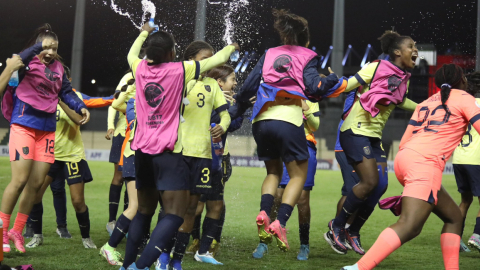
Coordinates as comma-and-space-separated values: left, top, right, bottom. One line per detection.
341, 263, 360, 270
82, 237, 97, 249
26, 234, 44, 248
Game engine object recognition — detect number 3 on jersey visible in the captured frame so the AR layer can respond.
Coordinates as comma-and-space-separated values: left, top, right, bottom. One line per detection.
461, 124, 473, 147
197, 93, 205, 108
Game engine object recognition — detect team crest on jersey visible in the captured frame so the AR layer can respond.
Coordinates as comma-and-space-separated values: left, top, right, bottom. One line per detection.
387, 75, 402, 92
273, 54, 293, 73
144, 82, 165, 108
23, 147, 29, 155
204, 85, 211, 92
363, 146, 371, 156
44, 67, 60, 82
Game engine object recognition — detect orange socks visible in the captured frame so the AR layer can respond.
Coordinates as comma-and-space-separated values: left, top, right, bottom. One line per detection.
357, 228, 402, 270
0, 212, 11, 238
12, 212, 28, 234
440, 233, 460, 270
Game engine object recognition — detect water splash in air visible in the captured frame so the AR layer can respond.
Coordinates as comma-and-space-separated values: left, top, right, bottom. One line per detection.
223, 0, 249, 44
109, 0, 157, 29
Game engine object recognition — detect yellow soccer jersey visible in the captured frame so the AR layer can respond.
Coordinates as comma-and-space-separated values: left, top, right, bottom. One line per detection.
253, 97, 303, 127
109, 73, 134, 137
453, 98, 480, 165
303, 100, 320, 136
54, 92, 86, 162
119, 91, 136, 158
341, 62, 416, 138
181, 77, 229, 159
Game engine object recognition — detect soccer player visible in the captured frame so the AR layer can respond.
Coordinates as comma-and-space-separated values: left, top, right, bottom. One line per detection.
105, 73, 130, 235
452, 71, 480, 252
100, 77, 138, 266
121, 23, 238, 270
155, 41, 232, 270
1, 23, 89, 253
253, 100, 320, 260
325, 30, 418, 254
343, 63, 478, 270
24, 66, 114, 244
233, 9, 342, 251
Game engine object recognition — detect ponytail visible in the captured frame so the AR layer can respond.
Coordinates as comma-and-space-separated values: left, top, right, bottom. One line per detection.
434, 64, 465, 111
440, 84, 452, 112
377, 30, 412, 60
145, 31, 175, 65
24, 23, 58, 50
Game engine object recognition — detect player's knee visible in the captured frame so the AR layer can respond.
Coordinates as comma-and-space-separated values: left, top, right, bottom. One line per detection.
461, 193, 473, 205
297, 194, 309, 207
72, 200, 86, 213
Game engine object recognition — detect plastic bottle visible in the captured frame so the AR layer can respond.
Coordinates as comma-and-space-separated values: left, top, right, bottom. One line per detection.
230, 50, 240, 62
148, 18, 159, 34
211, 123, 223, 157
8, 54, 19, 87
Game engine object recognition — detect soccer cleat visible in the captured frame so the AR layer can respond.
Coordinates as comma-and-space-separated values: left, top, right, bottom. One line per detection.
126, 263, 149, 270
194, 251, 223, 265
107, 220, 116, 236
56, 225, 72, 239
256, 210, 272, 244
3, 233, 11, 253
326, 219, 348, 253
252, 243, 268, 259
341, 263, 360, 270
324, 231, 347, 255
26, 234, 43, 248
100, 243, 123, 265
345, 230, 365, 255
119, 268, 125, 270
23, 223, 34, 238
460, 239, 471, 252
168, 259, 182, 270
82, 237, 97, 249
8, 229, 26, 253
209, 239, 221, 257
268, 220, 289, 251
468, 233, 480, 252
186, 238, 200, 254
297, 244, 310, 261
155, 252, 170, 270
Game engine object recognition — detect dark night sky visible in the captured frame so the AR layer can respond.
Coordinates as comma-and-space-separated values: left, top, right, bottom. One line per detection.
0, 0, 477, 95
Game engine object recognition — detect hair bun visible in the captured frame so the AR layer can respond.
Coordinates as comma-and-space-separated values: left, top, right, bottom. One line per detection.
378, 30, 400, 54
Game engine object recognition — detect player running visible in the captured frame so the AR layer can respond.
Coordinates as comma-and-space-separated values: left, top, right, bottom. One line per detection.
452, 71, 480, 252
343, 63, 478, 270
253, 100, 320, 260
1, 23, 89, 254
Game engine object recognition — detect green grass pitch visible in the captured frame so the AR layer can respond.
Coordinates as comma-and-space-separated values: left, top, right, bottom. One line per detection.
0, 157, 479, 269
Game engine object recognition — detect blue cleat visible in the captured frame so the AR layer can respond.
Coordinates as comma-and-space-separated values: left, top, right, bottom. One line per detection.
297, 244, 310, 260
168, 259, 182, 270
119, 267, 125, 270
155, 252, 170, 270
126, 263, 149, 270
324, 219, 348, 254
346, 230, 365, 255
252, 243, 268, 259
341, 263, 359, 270
194, 251, 223, 265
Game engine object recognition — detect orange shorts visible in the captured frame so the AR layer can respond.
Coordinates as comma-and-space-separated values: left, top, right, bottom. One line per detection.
394, 148, 442, 204
9, 124, 55, 163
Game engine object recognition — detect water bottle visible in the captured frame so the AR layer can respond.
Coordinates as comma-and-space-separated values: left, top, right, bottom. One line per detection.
8, 54, 19, 87
148, 18, 159, 34
230, 50, 240, 62
211, 123, 223, 157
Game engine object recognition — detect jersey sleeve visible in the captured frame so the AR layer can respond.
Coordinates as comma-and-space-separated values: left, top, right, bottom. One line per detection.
58, 73, 87, 114
460, 96, 480, 125
128, 31, 148, 75
213, 85, 228, 113
304, 101, 320, 132
345, 62, 378, 92
107, 106, 116, 130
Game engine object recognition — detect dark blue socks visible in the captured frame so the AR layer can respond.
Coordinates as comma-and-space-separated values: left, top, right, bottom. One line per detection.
474, 217, 480, 235
172, 231, 190, 261
76, 207, 90, 238
109, 184, 122, 222
215, 205, 226, 243
108, 214, 131, 248
199, 217, 219, 254
335, 191, 364, 227
348, 204, 375, 234
135, 214, 184, 269
260, 194, 275, 216
191, 214, 202, 240
123, 211, 153, 268
277, 204, 294, 227
28, 202, 43, 234
50, 179, 67, 227
299, 223, 310, 245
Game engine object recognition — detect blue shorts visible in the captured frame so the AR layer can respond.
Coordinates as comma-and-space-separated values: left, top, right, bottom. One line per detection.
336, 151, 360, 196
184, 156, 219, 194
203, 170, 224, 201
339, 129, 386, 165
47, 159, 93, 186
279, 141, 317, 190
122, 155, 135, 181
135, 150, 189, 191
453, 164, 480, 197
109, 134, 125, 164
252, 120, 309, 163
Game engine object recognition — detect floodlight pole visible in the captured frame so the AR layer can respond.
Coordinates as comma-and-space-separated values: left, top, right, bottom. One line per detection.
476, 0, 480, 70
71, 0, 86, 91
332, 0, 344, 77
195, 0, 207, 40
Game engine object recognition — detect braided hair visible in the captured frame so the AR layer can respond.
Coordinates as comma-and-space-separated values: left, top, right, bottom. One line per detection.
434, 64, 465, 111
